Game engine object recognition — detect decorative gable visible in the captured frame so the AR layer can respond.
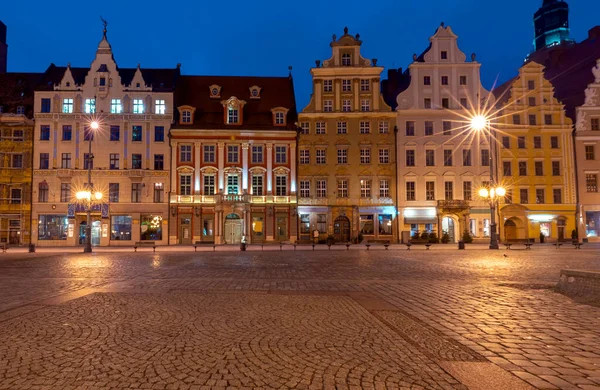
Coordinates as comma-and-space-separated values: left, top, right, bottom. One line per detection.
249, 86, 261, 99
209, 85, 222, 99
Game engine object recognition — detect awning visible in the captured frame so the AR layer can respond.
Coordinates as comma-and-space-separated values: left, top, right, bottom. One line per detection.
402, 208, 437, 224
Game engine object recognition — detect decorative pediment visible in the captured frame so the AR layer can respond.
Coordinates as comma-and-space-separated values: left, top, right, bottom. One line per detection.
200, 166, 218, 174
460, 171, 475, 177
335, 138, 350, 146
221, 96, 246, 108
58, 65, 77, 90
249, 85, 261, 99
404, 171, 418, 177
224, 167, 242, 175
177, 166, 194, 174
209, 85, 222, 98
404, 141, 418, 147
129, 64, 149, 90
249, 166, 267, 174
273, 166, 290, 175
442, 171, 456, 177
424, 141, 438, 147
359, 167, 372, 176
424, 171, 438, 177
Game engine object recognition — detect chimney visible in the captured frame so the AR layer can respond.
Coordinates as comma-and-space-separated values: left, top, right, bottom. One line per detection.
0, 21, 6, 74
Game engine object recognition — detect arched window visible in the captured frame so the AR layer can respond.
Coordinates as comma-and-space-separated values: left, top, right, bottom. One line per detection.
341, 53, 351, 66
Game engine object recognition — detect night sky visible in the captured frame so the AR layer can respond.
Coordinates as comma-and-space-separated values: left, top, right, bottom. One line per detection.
2, 0, 598, 109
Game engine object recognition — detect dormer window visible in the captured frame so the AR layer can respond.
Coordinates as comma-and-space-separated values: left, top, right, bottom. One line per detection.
209, 85, 222, 98
16, 106, 25, 115
177, 105, 196, 125
271, 107, 289, 126
182, 111, 191, 123
221, 97, 246, 125
133, 99, 144, 114
341, 53, 351, 66
441, 51, 448, 60
66, 82, 71, 87
136, 83, 141, 88
249, 86, 261, 99
228, 107, 239, 124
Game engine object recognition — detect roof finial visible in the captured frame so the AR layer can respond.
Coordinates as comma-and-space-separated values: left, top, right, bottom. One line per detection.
344, 26, 349, 35
100, 16, 108, 38
440, 21, 445, 28
288, 65, 293, 77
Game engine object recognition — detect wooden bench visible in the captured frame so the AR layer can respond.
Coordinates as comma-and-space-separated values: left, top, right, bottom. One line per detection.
554, 243, 563, 249
134, 242, 156, 252
524, 243, 533, 250
573, 242, 583, 249
194, 241, 216, 252
504, 243, 512, 250
1, 243, 7, 253
407, 241, 431, 250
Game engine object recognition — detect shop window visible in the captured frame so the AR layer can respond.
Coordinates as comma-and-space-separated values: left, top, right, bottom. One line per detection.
360, 215, 374, 235
317, 214, 327, 233
38, 215, 68, 240
300, 214, 310, 234
378, 215, 392, 235
111, 216, 132, 241
140, 215, 163, 240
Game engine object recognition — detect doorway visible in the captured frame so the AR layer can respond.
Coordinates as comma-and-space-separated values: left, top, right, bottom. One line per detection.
79, 220, 101, 246
276, 214, 288, 242
224, 213, 243, 244
442, 217, 455, 243
504, 219, 517, 242
334, 216, 351, 242
179, 215, 192, 245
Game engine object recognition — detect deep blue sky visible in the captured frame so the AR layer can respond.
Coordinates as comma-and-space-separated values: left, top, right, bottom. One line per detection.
3, 0, 598, 109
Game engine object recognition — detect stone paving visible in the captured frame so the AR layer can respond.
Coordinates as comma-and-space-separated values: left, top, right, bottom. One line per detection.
0, 246, 599, 389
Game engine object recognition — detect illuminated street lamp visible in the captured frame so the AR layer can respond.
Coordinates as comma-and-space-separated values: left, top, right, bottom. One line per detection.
470, 115, 502, 249
78, 120, 101, 253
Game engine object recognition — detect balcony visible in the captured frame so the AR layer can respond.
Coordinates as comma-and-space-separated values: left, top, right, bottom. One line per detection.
169, 194, 295, 205
437, 200, 470, 210
170, 194, 216, 204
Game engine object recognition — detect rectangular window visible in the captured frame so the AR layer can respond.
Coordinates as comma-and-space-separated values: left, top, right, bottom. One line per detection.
83, 126, 94, 141
338, 180, 348, 198
533, 136, 541, 149
342, 79, 352, 92
342, 100, 351, 112
204, 175, 216, 195
10, 154, 22, 168
586, 174, 598, 192
151, 183, 163, 203
379, 180, 389, 198
585, 145, 595, 160
534, 161, 543, 176
41, 98, 51, 113
37, 215, 68, 241
227, 107, 239, 124
423, 76, 431, 85
227, 176, 240, 196
323, 100, 333, 112
38, 182, 49, 202
545, 114, 552, 125
40, 125, 50, 141
405, 150, 415, 166
133, 99, 144, 114
536, 188, 545, 204
227, 145, 239, 163
444, 181, 453, 200
443, 150, 452, 166
154, 154, 164, 170
513, 114, 521, 125
299, 180, 310, 198
155, 100, 166, 115
300, 122, 309, 135
179, 175, 192, 196
109, 183, 119, 203
528, 97, 536, 106
460, 98, 468, 108
529, 114, 537, 125
406, 121, 415, 136
204, 145, 215, 163
316, 150, 326, 164
274, 112, 285, 125
111, 216, 131, 241
442, 121, 452, 136
62, 98, 73, 113
60, 183, 70, 202
462, 149, 471, 166
275, 146, 287, 164
83, 153, 93, 170
317, 214, 327, 233
551, 136, 559, 149
424, 98, 432, 109
406, 182, 415, 201
441, 76, 449, 85
360, 179, 371, 198
39, 153, 49, 169
132, 154, 142, 169
553, 188, 562, 204
110, 125, 120, 141
502, 136, 510, 148
520, 188, 529, 204
323, 80, 333, 92
360, 121, 370, 134
62, 125, 72, 141
378, 215, 392, 235
111, 99, 122, 114
275, 175, 287, 196
592, 118, 600, 131
425, 121, 434, 136
132, 125, 142, 142
425, 150, 435, 166
379, 121, 389, 134
361, 99, 371, 111
426, 181, 435, 200
337, 148, 348, 164
300, 149, 310, 164
61, 153, 71, 169
316, 122, 326, 134
360, 148, 370, 164
140, 215, 162, 240
518, 161, 527, 176
180, 145, 192, 162
316, 180, 327, 198
505, 190, 513, 204
463, 181, 472, 201
154, 126, 164, 142
84, 98, 96, 114
460, 75, 467, 85
518, 136, 525, 149
10, 188, 21, 204
379, 149, 390, 164
481, 149, 489, 166
360, 79, 370, 91
109, 153, 119, 170
528, 80, 535, 90
549, 161, 559, 176
503, 161, 512, 176
442, 98, 449, 108
337, 121, 347, 134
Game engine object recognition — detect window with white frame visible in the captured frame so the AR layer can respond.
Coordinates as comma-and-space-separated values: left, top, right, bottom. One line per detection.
275, 175, 287, 196
316, 150, 326, 164
342, 79, 352, 92
84, 98, 96, 114
251, 145, 263, 163
62, 98, 73, 113
323, 80, 333, 92
341, 53, 351, 66
227, 145, 239, 163
300, 180, 310, 197
133, 99, 144, 114
227, 175, 239, 194
337, 121, 347, 134
316, 180, 327, 198
342, 99, 351, 112
252, 175, 263, 195
182, 110, 192, 123
360, 79, 370, 91
227, 107, 239, 124
203, 175, 215, 195
275, 146, 287, 163
274, 111, 285, 125
379, 149, 390, 164
359, 121, 370, 134
337, 180, 348, 198
203, 145, 215, 163
300, 149, 310, 164
406, 182, 415, 201
323, 100, 333, 112
180, 145, 192, 162
379, 180, 390, 198
361, 99, 370, 112
316, 122, 326, 134
111, 99, 122, 114
300, 122, 309, 135
155, 99, 166, 114
379, 120, 389, 134
337, 148, 348, 164
360, 179, 371, 198
360, 148, 370, 164
180, 175, 192, 195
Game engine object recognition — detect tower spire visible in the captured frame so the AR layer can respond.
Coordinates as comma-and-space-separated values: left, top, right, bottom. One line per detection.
100, 16, 108, 39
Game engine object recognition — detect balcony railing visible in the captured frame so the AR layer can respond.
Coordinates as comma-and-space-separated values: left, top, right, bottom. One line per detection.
170, 194, 295, 205
437, 200, 470, 209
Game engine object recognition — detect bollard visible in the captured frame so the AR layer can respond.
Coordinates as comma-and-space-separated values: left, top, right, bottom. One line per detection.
458, 241, 465, 250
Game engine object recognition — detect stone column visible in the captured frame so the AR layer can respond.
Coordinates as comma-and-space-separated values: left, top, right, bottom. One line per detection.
218, 142, 225, 193
353, 78, 360, 111
266, 143, 273, 194
242, 142, 249, 193
194, 142, 201, 194
372, 77, 381, 111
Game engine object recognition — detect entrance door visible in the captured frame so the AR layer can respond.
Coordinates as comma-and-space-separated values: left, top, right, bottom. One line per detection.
180, 215, 192, 245
504, 219, 517, 242
442, 217, 455, 243
224, 213, 243, 244
276, 215, 288, 242
334, 216, 351, 242
91, 221, 101, 246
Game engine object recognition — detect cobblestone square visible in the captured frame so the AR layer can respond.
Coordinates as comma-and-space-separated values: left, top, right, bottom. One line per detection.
0, 246, 599, 389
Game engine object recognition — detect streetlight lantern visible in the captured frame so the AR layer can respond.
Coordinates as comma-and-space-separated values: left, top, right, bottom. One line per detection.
90, 121, 99, 130
478, 188, 489, 198
470, 115, 488, 132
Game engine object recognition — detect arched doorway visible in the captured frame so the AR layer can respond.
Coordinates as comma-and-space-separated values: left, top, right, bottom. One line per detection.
224, 213, 243, 244
504, 219, 517, 242
442, 217, 456, 243
334, 216, 350, 242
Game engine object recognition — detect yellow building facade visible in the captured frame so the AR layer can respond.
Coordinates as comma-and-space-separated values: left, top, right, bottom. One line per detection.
496, 61, 577, 242
298, 28, 397, 243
